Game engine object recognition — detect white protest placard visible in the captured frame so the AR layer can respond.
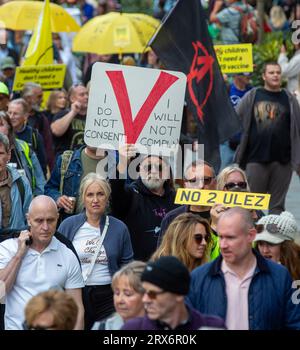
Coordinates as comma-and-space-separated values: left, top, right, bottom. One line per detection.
84, 62, 186, 155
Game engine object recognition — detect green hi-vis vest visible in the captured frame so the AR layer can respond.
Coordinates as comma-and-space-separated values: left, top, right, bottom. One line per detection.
16, 139, 36, 190
210, 231, 220, 261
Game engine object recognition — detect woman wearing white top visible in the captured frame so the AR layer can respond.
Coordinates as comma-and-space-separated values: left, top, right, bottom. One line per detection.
58, 173, 133, 329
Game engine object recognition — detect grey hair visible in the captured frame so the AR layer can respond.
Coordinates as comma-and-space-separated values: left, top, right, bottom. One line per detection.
9, 98, 29, 114
184, 159, 216, 179
27, 195, 58, 215
79, 172, 111, 208
0, 132, 10, 152
21, 82, 42, 98
218, 207, 254, 232
112, 261, 146, 294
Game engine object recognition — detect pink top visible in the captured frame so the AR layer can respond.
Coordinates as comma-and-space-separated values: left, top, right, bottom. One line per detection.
221, 260, 257, 330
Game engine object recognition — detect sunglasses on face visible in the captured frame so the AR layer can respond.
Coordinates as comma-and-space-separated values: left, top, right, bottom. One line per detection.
185, 176, 214, 186
143, 163, 164, 173
193, 233, 210, 244
142, 289, 166, 299
255, 223, 280, 234
224, 181, 247, 190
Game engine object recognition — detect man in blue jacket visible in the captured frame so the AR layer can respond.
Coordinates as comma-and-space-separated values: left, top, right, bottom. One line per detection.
187, 207, 300, 330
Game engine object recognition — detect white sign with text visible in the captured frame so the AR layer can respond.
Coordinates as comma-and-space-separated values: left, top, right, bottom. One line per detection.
85, 62, 186, 155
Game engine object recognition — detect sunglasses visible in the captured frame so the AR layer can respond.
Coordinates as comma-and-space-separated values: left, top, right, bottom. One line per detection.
143, 163, 164, 173
194, 233, 210, 244
142, 289, 166, 299
255, 223, 280, 234
185, 176, 214, 186
224, 181, 247, 190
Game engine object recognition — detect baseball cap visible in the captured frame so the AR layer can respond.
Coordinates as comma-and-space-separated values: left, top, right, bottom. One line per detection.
254, 211, 298, 244
0, 82, 9, 96
1, 56, 16, 70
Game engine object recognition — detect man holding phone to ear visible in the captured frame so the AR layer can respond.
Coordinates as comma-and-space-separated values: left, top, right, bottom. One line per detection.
0, 195, 85, 330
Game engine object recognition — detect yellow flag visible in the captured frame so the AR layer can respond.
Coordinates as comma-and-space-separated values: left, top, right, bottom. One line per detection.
23, 0, 53, 66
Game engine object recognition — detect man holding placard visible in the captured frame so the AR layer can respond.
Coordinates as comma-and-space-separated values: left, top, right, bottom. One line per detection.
110, 144, 178, 262
187, 207, 300, 330
158, 160, 220, 259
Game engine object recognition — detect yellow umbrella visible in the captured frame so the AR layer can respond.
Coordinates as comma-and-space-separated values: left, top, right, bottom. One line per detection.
72, 12, 160, 57
0, 0, 80, 32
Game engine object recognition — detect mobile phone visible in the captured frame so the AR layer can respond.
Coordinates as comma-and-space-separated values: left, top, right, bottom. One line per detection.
25, 227, 33, 246
25, 236, 33, 246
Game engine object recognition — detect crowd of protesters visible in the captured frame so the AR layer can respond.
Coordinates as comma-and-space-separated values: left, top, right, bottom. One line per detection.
0, 0, 300, 331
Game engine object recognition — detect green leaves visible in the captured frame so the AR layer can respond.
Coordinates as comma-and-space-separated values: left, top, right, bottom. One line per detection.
252, 32, 293, 86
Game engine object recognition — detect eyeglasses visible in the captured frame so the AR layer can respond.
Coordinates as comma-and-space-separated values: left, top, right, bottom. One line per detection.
194, 233, 210, 244
142, 289, 166, 299
255, 223, 280, 234
224, 181, 247, 190
22, 321, 56, 330
143, 163, 164, 173
185, 176, 214, 186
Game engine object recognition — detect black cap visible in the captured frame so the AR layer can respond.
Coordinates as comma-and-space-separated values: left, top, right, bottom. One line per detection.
141, 256, 190, 295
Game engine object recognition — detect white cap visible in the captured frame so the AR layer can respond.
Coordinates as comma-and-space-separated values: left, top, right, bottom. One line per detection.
254, 211, 298, 244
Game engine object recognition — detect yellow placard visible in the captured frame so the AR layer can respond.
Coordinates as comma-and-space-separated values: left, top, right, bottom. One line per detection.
13, 64, 66, 91
214, 44, 253, 74
175, 189, 270, 210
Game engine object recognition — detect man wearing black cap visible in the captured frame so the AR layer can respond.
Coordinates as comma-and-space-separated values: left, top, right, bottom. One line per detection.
121, 256, 225, 330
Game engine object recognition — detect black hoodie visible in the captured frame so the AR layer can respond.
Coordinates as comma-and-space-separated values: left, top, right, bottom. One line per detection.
111, 177, 178, 261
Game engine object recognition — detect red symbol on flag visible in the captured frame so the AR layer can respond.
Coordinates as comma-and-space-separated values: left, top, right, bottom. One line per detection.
106, 70, 178, 143
187, 41, 214, 123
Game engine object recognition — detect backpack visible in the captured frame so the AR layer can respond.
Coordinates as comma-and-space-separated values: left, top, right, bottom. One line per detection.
233, 4, 258, 44
16, 176, 25, 207
59, 150, 74, 193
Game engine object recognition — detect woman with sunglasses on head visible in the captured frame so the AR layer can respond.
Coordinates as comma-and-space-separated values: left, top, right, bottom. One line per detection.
254, 211, 300, 281
92, 261, 146, 330
151, 213, 211, 271
210, 164, 262, 231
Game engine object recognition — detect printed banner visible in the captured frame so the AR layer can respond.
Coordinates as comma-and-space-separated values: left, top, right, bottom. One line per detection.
85, 62, 186, 155
13, 64, 66, 91
214, 44, 253, 74
175, 188, 270, 210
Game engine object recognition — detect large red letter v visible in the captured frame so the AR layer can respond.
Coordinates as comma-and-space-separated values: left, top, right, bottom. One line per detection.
106, 70, 179, 143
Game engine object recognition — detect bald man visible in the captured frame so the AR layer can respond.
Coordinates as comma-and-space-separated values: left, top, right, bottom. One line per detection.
0, 195, 85, 330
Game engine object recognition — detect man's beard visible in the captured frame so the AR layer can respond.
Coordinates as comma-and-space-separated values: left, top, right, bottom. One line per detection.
141, 177, 165, 191
32, 103, 40, 112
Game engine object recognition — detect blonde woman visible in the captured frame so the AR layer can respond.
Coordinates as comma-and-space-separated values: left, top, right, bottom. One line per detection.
152, 213, 212, 271
45, 89, 68, 123
93, 261, 146, 330
58, 172, 133, 329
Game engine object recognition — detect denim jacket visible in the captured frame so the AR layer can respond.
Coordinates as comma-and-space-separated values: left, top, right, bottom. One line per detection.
45, 147, 83, 202
45, 146, 117, 202
0, 167, 32, 229
187, 250, 300, 330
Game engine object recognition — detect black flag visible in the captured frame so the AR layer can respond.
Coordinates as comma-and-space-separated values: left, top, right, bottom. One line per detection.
150, 0, 241, 171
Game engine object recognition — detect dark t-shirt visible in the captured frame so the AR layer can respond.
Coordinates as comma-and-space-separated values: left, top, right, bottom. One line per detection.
52, 109, 86, 155
246, 88, 291, 164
